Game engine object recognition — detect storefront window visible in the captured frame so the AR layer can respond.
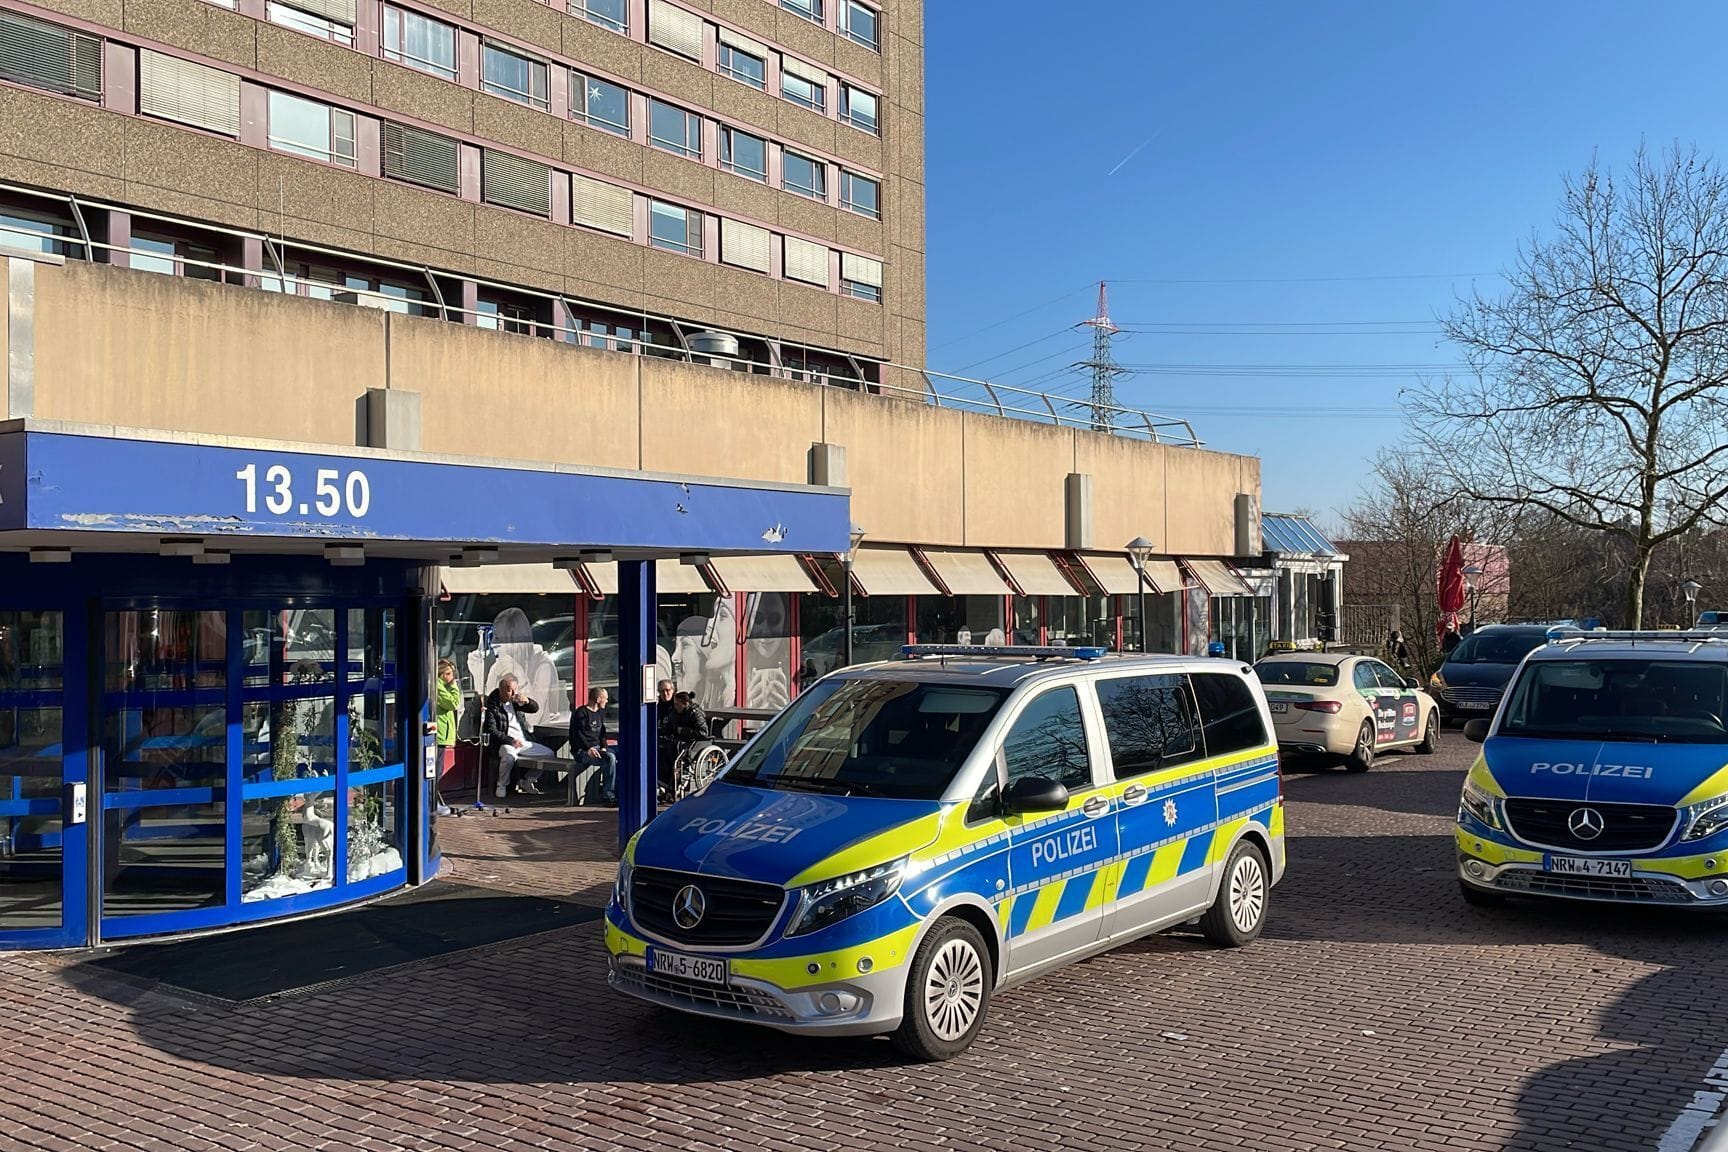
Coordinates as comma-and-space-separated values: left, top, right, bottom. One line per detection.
0, 611, 64, 930
1208, 596, 1270, 661
1147, 592, 1179, 654
1044, 596, 1113, 648
743, 593, 795, 712
797, 593, 907, 688
1012, 597, 1041, 644
658, 593, 736, 711
435, 594, 576, 706
915, 596, 1005, 645
1186, 586, 1211, 655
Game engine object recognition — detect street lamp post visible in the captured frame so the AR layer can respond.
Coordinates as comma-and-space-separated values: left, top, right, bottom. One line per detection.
1463, 564, 1483, 634
1126, 536, 1156, 653
842, 523, 865, 667
1684, 579, 1702, 626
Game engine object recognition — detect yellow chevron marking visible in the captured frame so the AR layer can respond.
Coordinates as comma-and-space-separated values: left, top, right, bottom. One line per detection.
1208, 818, 1248, 864
1024, 876, 1067, 932
1145, 840, 1187, 889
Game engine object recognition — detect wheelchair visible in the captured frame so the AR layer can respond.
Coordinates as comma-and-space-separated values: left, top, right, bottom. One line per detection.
666, 737, 730, 801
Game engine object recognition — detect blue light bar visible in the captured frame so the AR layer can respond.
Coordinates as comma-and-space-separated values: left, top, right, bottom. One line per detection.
1547, 628, 1728, 644
900, 644, 1108, 661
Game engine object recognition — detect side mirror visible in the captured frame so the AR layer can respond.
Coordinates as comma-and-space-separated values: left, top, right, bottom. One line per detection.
1003, 776, 1070, 816
1463, 719, 1490, 744
1403, 677, 1420, 690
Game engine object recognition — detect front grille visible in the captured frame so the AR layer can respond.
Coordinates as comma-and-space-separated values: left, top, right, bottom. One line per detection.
1440, 686, 1501, 706
1495, 870, 1694, 903
1503, 798, 1676, 852
629, 866, 786, 946
612, 963, 795, 1019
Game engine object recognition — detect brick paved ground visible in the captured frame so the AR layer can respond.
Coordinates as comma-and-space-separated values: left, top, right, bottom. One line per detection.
3, 740, 1726, 1152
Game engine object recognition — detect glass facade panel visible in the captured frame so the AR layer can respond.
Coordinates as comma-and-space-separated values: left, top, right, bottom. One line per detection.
573, 73, 629, 134
797, 592, 906, 688
348, 778, 403, 882
0, 611, 64, 692
915, 596, 1005, 645
781, 72, 824, 112
783, 151, 826, 199
743, 593, 794, 712
240, 788, 336, 901
0, 703, 63, 929
1149, 592, 1180, 654
382, 5, 457, 79
103, 799, 225, 916
718, 44, 765, 89
434, 594, 575, 707
106, 609, 226, 691
658, 594, 736, 711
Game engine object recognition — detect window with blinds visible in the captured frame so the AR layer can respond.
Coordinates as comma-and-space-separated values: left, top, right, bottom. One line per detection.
571, 172, 633, 237
0, 10, 102, 101
784, 235, 829, 288
139, 50, 241, 137
382, 121, 460, 193
721, 219, 769, 274
841, 252, 882, 301
482, 150, 551, 216
647, 0, 702, 60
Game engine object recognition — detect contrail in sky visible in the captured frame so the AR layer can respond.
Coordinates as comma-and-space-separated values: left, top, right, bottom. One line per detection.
1107, 132, 1160, 177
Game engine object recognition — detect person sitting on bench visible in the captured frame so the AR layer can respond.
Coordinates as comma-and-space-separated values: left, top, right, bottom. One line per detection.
572, 687, 617, 806
484, 674, 552, 798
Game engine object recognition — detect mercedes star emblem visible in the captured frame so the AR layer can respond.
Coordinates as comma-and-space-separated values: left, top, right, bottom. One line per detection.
1568, 807, 1606, 841
672, 884, 707, 930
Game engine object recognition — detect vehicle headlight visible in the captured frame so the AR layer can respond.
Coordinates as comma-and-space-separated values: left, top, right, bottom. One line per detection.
613, 856, 633, 910
1460, 778, 1504, 830
786, 858, 908, 938
1429, 671, 1446, 691
1682, 794, 1728, 842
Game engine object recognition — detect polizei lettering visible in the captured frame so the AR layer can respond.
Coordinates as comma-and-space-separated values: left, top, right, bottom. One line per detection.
1031, 825, 1098, 868
1529, 762, 1654, 780
680, 817, 805, 844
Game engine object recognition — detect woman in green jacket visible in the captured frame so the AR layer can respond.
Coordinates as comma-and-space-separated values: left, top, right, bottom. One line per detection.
433, 658, 461, 816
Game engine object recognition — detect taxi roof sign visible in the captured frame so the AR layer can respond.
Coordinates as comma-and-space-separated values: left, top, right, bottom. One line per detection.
900, 644, 1108, 662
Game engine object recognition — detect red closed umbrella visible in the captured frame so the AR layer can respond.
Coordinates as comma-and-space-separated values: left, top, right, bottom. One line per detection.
1437, 536, 1466, 643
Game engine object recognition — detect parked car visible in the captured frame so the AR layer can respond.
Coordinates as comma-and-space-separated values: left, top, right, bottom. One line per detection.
1255, 653, 1440, 770
1428, 624, 1554, 724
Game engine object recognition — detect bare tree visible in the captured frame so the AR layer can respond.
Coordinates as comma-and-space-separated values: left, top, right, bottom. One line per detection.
1413, 144, 1728, 627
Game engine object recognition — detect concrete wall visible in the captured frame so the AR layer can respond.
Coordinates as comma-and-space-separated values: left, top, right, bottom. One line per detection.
17, 258, 1258, 554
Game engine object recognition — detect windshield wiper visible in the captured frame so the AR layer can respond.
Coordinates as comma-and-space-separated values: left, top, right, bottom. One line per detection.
768, 776, 852, 795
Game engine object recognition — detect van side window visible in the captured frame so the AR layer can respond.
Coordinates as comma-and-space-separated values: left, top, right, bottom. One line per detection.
1189, 672, 1269, 758
1000, 686, 1092, 792
1097, 674, 1199, 780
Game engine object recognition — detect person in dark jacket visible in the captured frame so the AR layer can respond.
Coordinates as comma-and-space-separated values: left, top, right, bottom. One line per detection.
659, 691, 710, 796
571, 686, 616, 805
483, 674, 550, 799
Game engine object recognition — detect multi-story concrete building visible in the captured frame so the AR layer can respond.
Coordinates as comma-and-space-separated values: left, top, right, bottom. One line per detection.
0, 0, 1270, 949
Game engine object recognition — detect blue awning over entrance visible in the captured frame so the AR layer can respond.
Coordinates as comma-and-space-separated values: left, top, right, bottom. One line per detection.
0, 423, 849, 556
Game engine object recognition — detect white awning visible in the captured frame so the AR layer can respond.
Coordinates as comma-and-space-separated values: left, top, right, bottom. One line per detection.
439, 564, 577, 596
1142, 560, 1187, 595
581, 560, 713, 595
709, 554, 817, 593
1235, 567, 1278, 597
920, 549, 1010, 596
1183, 558, 1253, 597
850, 546, 939, 597
1075, 553, 1146, 596
993, 550, 1079, 596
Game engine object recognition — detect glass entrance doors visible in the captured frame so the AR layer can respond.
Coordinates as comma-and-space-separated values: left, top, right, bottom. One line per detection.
0, 611, 88, 949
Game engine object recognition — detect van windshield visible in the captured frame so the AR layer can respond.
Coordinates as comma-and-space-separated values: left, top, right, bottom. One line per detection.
1447, 632, 1547, 665
725, 678, 1006, 800
1499, 659, 1728, 743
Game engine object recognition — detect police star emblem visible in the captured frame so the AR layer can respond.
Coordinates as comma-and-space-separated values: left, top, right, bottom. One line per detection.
1163, 797, 1178, 827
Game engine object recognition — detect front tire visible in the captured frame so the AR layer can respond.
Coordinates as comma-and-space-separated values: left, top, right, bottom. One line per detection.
1417, 710, 1440, 754
890, 917, 992, 1062
1345, 720, 1376, 772
1201, 841, 1270, 947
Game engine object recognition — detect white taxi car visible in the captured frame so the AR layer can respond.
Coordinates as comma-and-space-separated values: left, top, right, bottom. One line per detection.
1254, 653, 1440, 771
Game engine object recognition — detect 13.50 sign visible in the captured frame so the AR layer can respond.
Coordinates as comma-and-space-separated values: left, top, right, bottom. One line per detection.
235, 463, 372, 518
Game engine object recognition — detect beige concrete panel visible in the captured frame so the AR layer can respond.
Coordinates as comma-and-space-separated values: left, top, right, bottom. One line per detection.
777, 280, 838, 337
471, 207, 571, 292
473, 0, 564, 57
774, 12, 835, 64
641, 49, 715, 110
832, 123, 883, 171
707, 80, 781, 137
269, 216, 381, 261
399, 314, 641, 468
833, 40, 883, 89
22, 0, 122, 29
1073, 432, 1169, 554
416, 0, 473, 23
888, 35, 923, 112
124, 0, 257, 70
255, 22, 374, 105
823, 387, 964, 546
373, 181, 476, 254
777, 102, 837, 155
777, 192, 838, 242
563, 16, 645, 80
710, 267, 779, 324
474, 93, 567, 162
893, 314, 925, 370
123, 180, 261, 230
639, 362, 820, 485
712, 170, 782, 226
892, 0, 921, 46
709, 0, 777, 44
879, 361, 927, 398
894, 108, 924, 183
890, 242, 923, 315
124, 120, 260, 216
564, 122, 643, 183
833, 210, 884, 256
836, 294, 885, 349
1159, 443, 1247, 555
468, 251, 562, 295
642, 249, 713, 308
565, 275, 646, 315
374, 61, 475, 134
0, 154, 125, 207
567, 226, 646, 292
32, 262, 380, 443
894, 177, 924, 252
0, 89, 126, 179
961, 415, 1076, 550
641, 148, 716, 205
256, 151, 377, 233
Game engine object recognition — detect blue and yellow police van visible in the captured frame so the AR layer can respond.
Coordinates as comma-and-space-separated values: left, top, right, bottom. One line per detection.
605, 645, 1286, 1060
1457, 629, 1728, 908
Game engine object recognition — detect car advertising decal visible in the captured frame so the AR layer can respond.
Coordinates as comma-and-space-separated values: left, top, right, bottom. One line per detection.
1398, 698, 1420, 741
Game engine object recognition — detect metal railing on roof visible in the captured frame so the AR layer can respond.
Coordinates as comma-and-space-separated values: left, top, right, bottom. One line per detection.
879, 367, 1203, 447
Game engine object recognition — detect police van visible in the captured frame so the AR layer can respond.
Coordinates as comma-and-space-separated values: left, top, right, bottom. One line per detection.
605, 645, 1286, 1061
1457, 629, 1728, 908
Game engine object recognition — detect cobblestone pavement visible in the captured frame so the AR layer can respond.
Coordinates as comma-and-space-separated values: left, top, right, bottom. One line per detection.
3, 739, 1727, 1152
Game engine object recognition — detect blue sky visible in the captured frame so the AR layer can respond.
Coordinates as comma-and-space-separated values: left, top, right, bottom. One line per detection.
921, 1, 1728, 526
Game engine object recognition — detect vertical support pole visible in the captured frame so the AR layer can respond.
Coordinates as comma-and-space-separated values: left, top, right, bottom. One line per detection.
842, 557, 855, 667
617, 559, 656, 852
1137, 585, 1149, 654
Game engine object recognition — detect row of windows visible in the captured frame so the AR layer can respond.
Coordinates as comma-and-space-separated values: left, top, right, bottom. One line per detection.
0, 12, 888, 301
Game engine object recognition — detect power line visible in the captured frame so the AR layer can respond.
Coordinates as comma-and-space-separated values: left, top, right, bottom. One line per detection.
927, 281, 1098, 352
1105, 272, 1498, 285
949, 325, 1080, 374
